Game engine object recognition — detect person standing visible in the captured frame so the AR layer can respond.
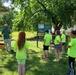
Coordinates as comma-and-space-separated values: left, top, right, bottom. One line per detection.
53, 30, 61, 61
67, 30, 76, 75
60, 30, 66, 54
2, 24, 12, 51
41, 30, 52, 59
14, 31, 29, 75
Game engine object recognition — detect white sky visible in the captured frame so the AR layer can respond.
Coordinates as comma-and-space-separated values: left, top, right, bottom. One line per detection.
3, 1, 20, 12
3, 1, 11, 7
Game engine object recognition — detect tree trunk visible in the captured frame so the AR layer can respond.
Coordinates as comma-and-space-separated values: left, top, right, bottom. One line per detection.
52, 15, 62, 32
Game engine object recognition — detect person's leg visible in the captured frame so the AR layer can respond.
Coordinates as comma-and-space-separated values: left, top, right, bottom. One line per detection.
4, 39, 8, 50
44, 46, 49, 58
41, 50, 47, 59
61, 43, 65, 54
21, 59, 26, 75
57, 50, 60, 60
42, 50, 46, 58
50, 44, 52, 52
21, 64, 25, 75
54, 49, 59, 60
44, 50, 48, 58
69, 57, 75, 74
62, 43, 65, 53
17, 60, 22, 75
7, 39, 12, 51
42, 45, 46, 59
42, 45, 49, 59
46, 50, 49, 57
67, 56, 75, 75
62, 45, 64, 52
18, 64, 22, 75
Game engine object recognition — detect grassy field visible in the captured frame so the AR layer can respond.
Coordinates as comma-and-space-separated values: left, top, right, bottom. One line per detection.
0, 32, 76, 75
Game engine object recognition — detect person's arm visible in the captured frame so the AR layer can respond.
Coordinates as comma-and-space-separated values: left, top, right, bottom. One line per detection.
61, 34, 64, 42
68, 45, 71, 48
44, 39, 46, 45
61, 35, 62, 41
2, 30, 5, 35
50, 35, 52, 44
13, 41, 17, 52
68, 36, 70, 43
43, 35, 46, 45
57, 36, 61, 43
26, 48, 30, 58
57, 40, 61, 43
68, 39, 73, 48
9, 29, 11, 34
25, 41, 30, 58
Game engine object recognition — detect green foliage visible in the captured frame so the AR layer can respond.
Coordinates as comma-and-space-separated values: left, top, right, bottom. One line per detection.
0, 11, 15, 30
9, 0, 76, 31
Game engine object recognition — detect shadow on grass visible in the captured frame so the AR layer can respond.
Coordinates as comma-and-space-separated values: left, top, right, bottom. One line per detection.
0, 50, 17, 75
44, 53, 69, 75
26, 50, 70, 75
0, 69, 3, 75
3, 57, 17, 72
0, 49, 76, 75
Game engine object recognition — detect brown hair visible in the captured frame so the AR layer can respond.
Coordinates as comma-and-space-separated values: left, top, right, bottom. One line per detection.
17, 31, 26, 50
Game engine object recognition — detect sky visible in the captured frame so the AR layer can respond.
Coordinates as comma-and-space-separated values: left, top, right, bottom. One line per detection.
3, 1, 11, 7
3, 1, 20, 12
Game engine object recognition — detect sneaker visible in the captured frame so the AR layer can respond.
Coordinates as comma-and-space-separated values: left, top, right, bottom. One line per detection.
45, 55, 48, 58
60, 52, 64, 54
40, 57, 46, 60
49, 50, 52, 53
10, 50, 15, 54
40, 55, 46, 60
53, 59, 59, 62
66, 71, 70, 75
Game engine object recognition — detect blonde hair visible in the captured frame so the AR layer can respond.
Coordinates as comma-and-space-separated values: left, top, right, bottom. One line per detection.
4, 24, 8, 29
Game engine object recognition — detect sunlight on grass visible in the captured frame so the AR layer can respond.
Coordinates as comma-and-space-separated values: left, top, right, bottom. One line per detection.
11, 31, 37, 40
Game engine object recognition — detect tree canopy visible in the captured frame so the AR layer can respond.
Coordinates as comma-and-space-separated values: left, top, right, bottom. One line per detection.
0, 0, 76, 31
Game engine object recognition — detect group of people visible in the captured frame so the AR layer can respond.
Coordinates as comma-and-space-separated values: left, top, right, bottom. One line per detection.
41, 30, 66, 61
42, 29, 76, 75
1, 24, 76, 75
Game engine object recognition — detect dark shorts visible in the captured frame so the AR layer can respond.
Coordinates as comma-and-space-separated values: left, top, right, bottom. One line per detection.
43, 45, 49, 50
62, 43, 66, 46
54, 44, 61, 50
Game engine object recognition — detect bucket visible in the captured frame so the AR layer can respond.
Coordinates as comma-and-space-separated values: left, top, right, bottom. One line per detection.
0, 43, 5, 50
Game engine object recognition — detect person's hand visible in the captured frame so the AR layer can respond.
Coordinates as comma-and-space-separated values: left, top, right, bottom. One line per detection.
2, 33, 5, 35
60, 42, 62, 45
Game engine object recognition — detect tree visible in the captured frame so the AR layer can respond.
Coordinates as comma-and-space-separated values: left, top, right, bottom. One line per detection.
11, 0, 76, 31
0, 0, 16, 30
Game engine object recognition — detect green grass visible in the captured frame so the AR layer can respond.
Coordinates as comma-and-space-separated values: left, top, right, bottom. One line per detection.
0, 32, 76, 75
11, 31, 37, 40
